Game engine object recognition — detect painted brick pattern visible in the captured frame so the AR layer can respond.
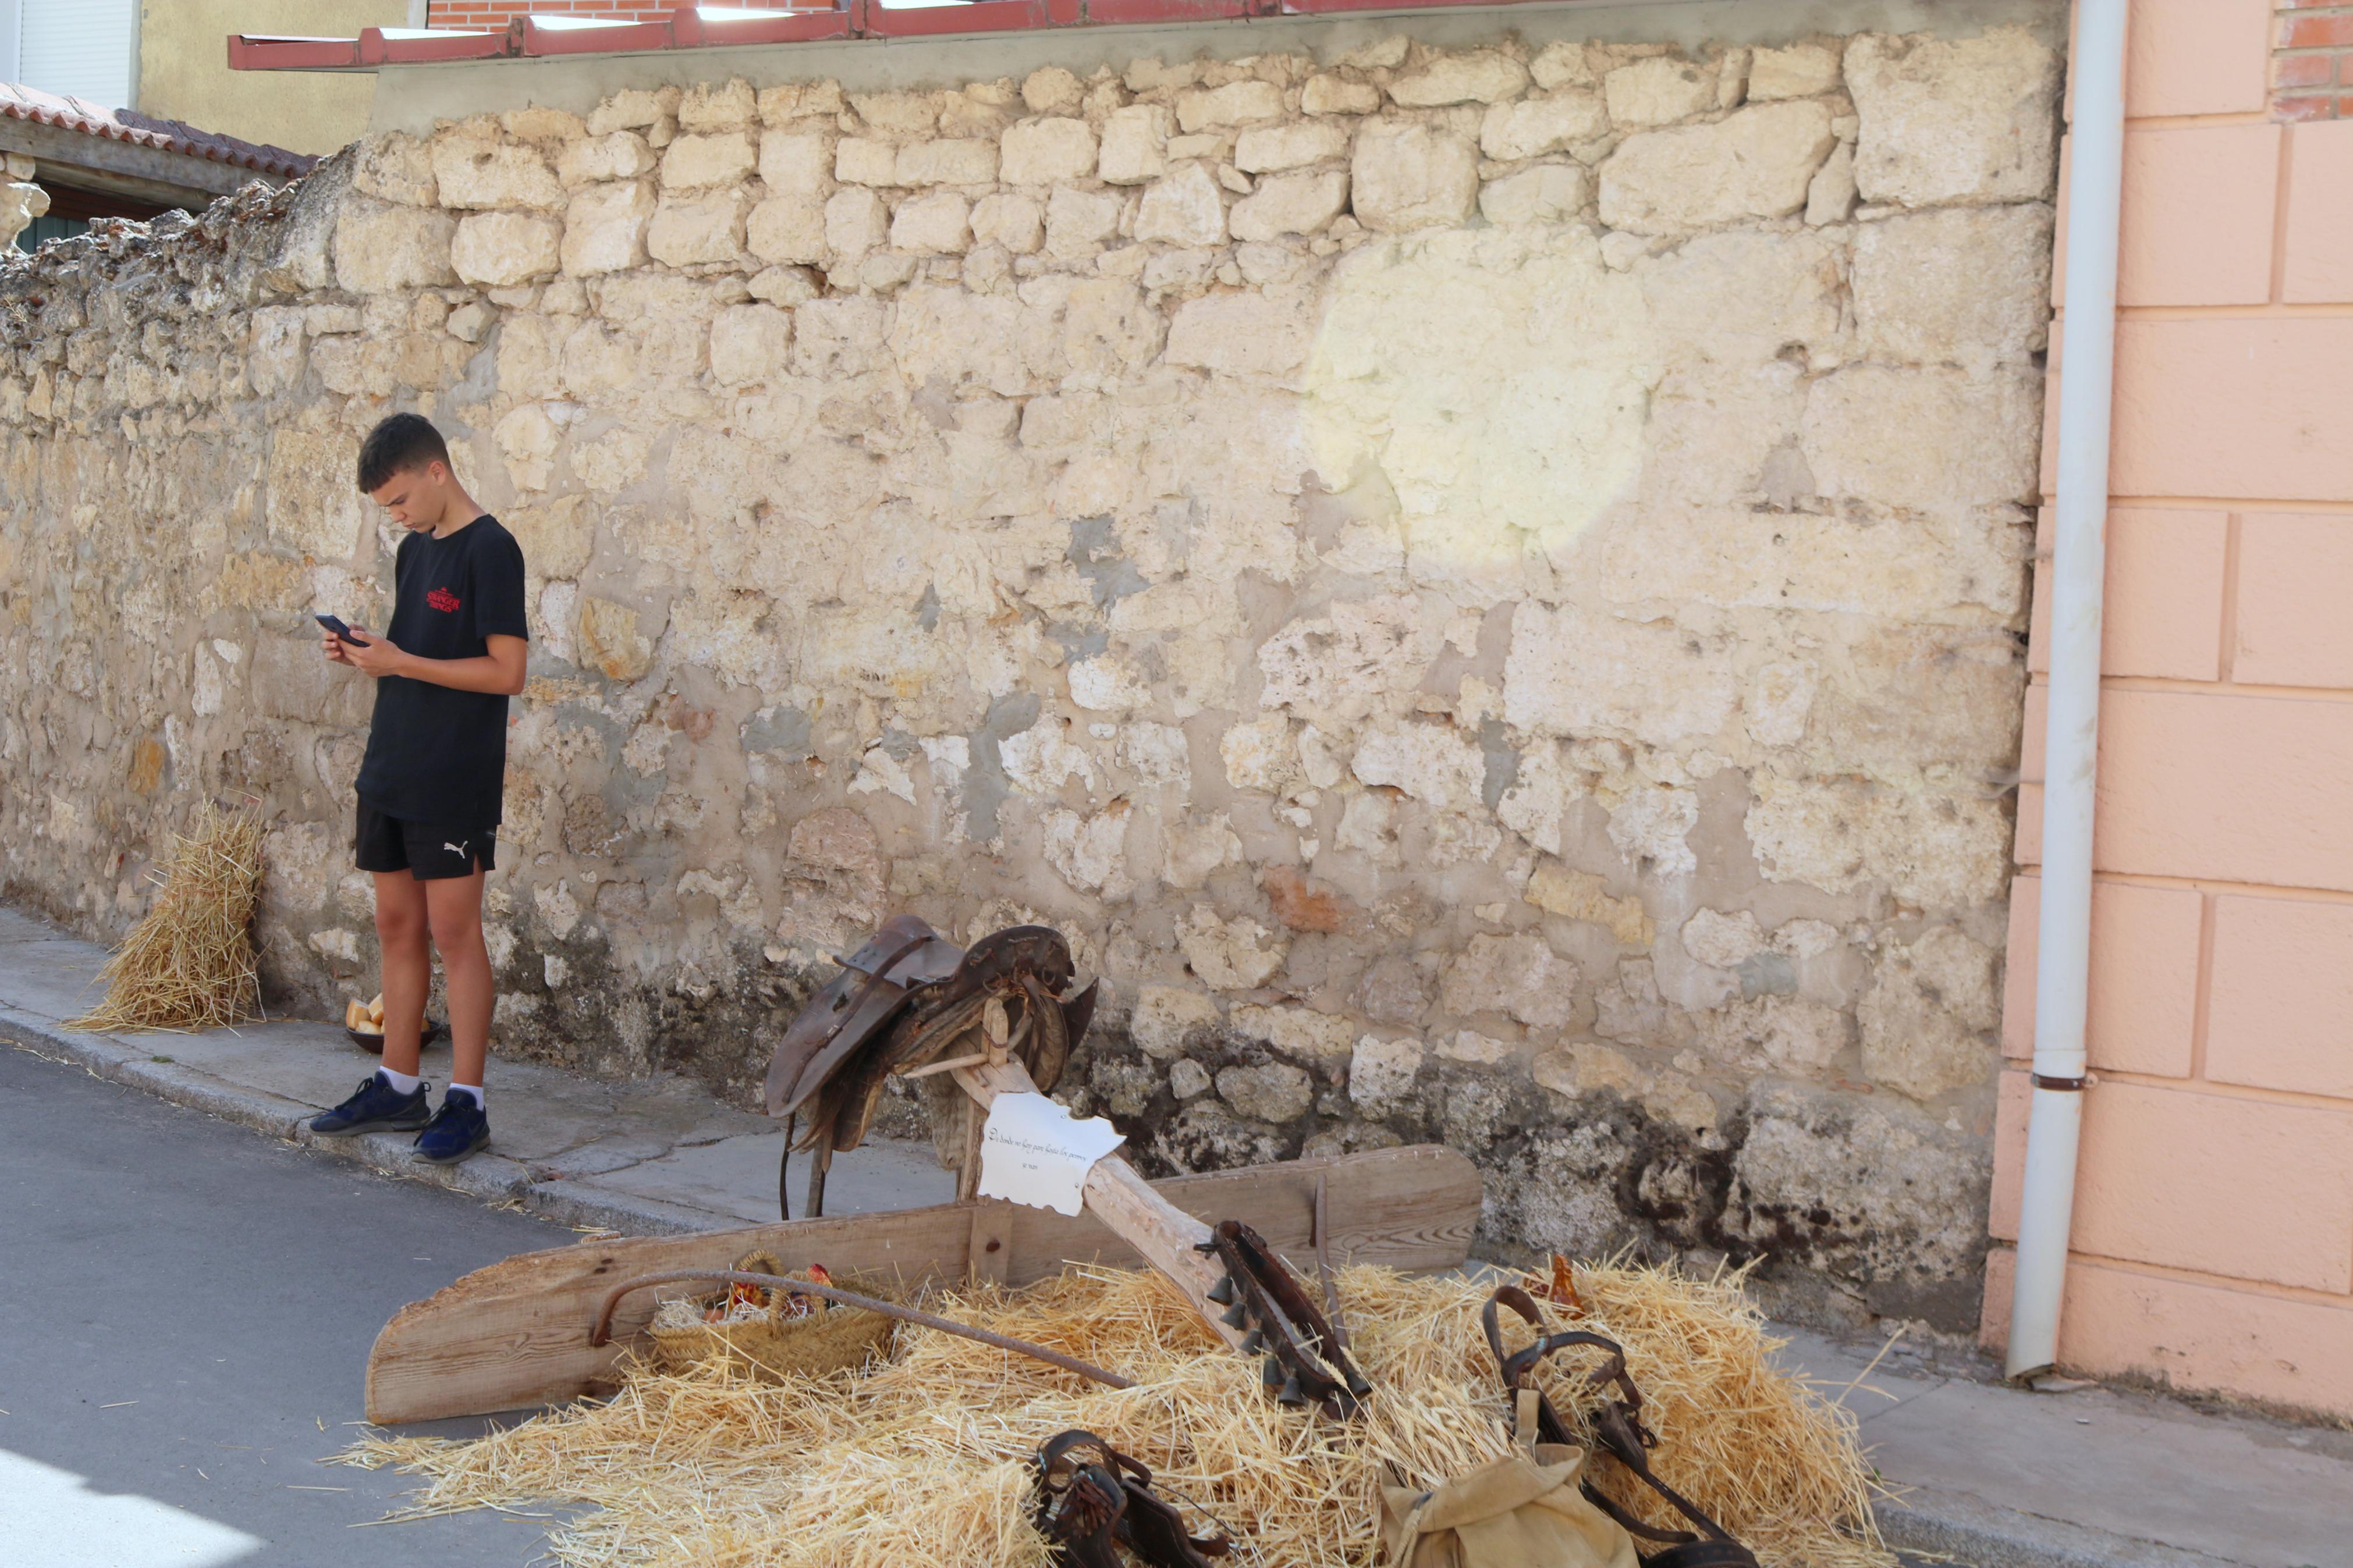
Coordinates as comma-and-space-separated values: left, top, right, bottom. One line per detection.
1999, 0, 2353, 1418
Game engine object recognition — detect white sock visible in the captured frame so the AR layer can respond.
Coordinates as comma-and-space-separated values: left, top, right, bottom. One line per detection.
377, 1066, 423, 1095
446, 1083, 484, 1110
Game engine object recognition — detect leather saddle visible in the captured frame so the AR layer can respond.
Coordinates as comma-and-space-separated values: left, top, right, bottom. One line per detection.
763, 915, 1099, 1218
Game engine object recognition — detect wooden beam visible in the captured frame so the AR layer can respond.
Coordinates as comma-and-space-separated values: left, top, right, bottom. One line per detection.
0, 117, 281, 209
362, 1144, 1481, 1424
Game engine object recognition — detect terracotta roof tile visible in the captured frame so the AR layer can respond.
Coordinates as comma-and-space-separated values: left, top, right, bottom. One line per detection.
0, 81, 317, 183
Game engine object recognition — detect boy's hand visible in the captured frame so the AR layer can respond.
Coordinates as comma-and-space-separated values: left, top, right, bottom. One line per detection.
339, 628, 408, 679
321, 630, 350, 666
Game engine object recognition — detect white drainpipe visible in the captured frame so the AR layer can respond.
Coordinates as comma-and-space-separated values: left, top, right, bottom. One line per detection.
2006, 0, 2131, 1383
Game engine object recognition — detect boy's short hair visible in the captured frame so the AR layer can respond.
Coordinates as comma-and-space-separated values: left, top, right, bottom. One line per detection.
356, 413, 451, 493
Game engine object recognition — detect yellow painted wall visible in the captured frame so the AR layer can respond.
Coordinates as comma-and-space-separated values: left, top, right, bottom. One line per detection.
137, 1, 409, 157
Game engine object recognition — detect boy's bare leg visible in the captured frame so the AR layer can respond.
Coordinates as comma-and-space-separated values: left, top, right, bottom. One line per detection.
374, 871, 431, 1078
425, 869, 492, 1093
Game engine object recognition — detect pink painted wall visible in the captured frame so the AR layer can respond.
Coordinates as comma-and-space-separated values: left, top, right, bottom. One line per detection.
1985, 0, 2353, 1416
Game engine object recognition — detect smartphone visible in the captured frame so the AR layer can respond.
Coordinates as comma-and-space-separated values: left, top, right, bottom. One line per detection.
314, 613, 365, 643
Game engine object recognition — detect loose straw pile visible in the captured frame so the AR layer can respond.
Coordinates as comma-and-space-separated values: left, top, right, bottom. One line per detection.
340, 1259, 1896, 1568
66, 801, 264, 1034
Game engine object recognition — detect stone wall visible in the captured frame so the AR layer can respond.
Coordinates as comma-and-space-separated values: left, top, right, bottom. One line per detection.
0, 17, 2060, 1331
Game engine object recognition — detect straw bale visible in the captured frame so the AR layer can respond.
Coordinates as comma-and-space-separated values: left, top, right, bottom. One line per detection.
66, 801, 264, 1033
339, 1261, 1895, 1568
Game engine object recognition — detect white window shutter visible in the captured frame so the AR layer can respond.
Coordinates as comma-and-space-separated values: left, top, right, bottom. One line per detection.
17, 0, 139, 111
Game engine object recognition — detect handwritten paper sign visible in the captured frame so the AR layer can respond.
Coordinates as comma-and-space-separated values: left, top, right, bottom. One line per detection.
975, 1091, 1127, 1216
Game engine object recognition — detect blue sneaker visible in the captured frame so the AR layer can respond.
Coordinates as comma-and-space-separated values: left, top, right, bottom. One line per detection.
413, 1092, 490, 1165
310, 1073, 432, 1136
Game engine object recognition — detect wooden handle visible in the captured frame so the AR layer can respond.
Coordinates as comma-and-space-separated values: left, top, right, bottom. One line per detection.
951, 1059, 1244, 1351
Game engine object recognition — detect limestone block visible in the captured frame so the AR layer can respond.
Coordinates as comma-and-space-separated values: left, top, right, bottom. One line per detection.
1022, 65, 1084, 115
791, 296, 888, 378
1478, 164, 1588, 225
1179, 905, 1289, 990
648, 189, 748, 266
353, 133, 437, 204
1526, 863, 1652, 945
1604, 57, 1716, 127
1846, 27, 2061, 207
942, 197, 1033, 262
1000, 118, 1097, 184
1044, 186, 1123, 259
709, 303, 793, 384
573, 595, 652, 681
1176, 81, 1284, 133
897, 138, 999, 186
747, 193, 827, 265
679, 77, 756, 134
1230, 170, 1349, 241
1220, 720, 1297, 794
1745, 773, 2008, 906
1503, 603, 1737, 747
759, 130, 831, 198
1257, 596, 1425, 727
890, 285, 1031, 396
850, 90, 942, 137
1598, 101, 1834, 233
1683, 906, 1766, 968
1533, 1041, 1648, 1098
331, 199, 457, 293
265, 429, 367, 560
890, 191, 972, 255
1234, 120, 1350, 173
1337, 35, 1409, 70
1608, 786, 1699, 877
659, 131, 756, 190
1440, 931, 1578, 1029
1228, 1004, 1354, 1065
506, 495, 595, 582
450, 211, 561, 286
834, 138, 899, 186
1099, 105, 1170, 184
1389, 50, 1531, 107
561, 179, 655, 275
1064, 279, 1164, 374
588, 85, 679, 136
1351, 719, 1485, 813
1218, 1061, 1312, 1122
1639, 227, 1842, 362
824, 187, 888, 261
1166, 290, 1309, 376
1480, 91, 1607, 162
1132, 983, 1220, 1058
1694, 993, 1847, 1075
1801, 364, 2040, 517
1749, 42, 1843, 101
557, 132, 656, 188
495, 403, 560, 491
1350, 122, 1479, 232
1350, 1035, 1425, 1115
1805, 143, 1858, 226
1858, 926, 1998, 1098
1851, 204, 2054, 369
430, 130, 563, 210
759, 80, 843, 125
1133, 162, 1226, 247
1303, 75, 1381, 116
1042, 804, 1130, 892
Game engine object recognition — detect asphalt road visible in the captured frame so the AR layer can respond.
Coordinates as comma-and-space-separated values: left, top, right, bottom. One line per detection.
0, 1036, 577, 1567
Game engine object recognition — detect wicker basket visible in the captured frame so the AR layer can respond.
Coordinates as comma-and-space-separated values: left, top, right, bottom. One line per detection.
645, 1251, 898, 1382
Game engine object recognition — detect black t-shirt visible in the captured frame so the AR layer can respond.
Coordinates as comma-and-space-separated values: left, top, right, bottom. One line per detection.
354, 515, 528, 829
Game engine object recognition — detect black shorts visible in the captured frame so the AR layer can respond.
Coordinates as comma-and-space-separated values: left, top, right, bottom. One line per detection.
354, 798, 496, 880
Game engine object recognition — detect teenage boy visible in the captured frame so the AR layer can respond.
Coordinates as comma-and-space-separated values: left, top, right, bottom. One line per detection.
307, 413, 527, 1164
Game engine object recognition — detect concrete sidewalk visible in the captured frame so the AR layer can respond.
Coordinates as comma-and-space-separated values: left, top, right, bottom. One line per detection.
2, 901, 2344, 1568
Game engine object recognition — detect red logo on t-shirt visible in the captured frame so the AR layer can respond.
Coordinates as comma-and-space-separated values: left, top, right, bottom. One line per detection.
427, 588, 461, 613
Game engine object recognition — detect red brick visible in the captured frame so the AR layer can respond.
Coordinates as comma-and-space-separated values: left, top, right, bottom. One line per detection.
2273, 52, 2339, 89
2273, 93, 2345, 120
2282, 13, 2353, 49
